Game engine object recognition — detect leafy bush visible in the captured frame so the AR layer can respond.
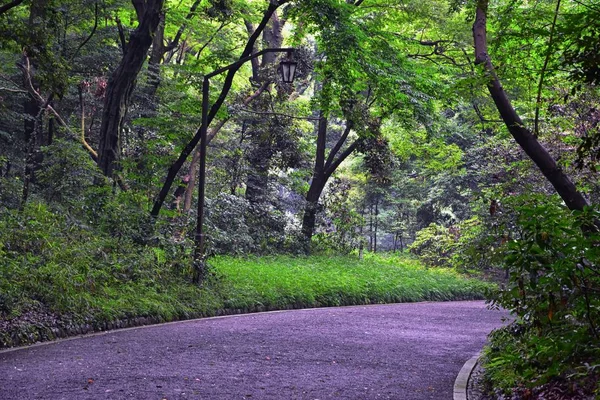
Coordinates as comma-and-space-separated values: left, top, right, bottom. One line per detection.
409, 223, 456, 266
409, 217, 488, 270
483, 194, 600, 397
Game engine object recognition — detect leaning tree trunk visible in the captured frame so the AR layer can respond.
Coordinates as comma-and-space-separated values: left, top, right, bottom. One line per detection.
97, 0, 164, 178
473, 0, 588, 211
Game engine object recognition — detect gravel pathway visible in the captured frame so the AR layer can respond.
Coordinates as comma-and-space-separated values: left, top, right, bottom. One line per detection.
0, 301, 507, 400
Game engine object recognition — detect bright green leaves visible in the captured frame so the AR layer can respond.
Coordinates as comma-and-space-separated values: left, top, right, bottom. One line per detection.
484, 194, 600, 394
383, 118, 464, 173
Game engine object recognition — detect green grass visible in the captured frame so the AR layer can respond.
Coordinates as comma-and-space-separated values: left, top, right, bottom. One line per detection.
212, 253, 492, 310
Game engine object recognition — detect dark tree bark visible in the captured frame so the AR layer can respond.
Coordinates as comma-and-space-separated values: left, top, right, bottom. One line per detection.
97, 0, 165, 178
151, 0, 289, 217
368, 203, 373, 251
473, 0, 589, 211
300, 115, 360, 248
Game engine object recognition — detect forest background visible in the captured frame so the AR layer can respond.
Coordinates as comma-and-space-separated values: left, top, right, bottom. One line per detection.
1, 0, 600, 397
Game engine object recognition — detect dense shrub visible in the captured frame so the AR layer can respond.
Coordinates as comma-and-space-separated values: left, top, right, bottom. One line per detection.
483, 194, 600, 397
409, 217, 490, 270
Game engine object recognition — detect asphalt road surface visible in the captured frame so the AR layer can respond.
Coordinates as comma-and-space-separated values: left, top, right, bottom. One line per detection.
0, 301, 508, 400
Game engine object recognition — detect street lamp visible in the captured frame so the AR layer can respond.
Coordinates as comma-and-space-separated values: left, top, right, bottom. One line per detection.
279, 51, 297, 84
193, 48, 297, 283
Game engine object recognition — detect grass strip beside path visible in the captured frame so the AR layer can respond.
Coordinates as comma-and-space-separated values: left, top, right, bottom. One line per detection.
214, 254, 491, 310
0, 253, 492, 348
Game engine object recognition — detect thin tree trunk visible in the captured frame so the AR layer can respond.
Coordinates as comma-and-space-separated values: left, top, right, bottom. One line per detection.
369, 203, 373, 252
374, 198, 378, 253
473, 0, 588, 211
358, 207, 365, 259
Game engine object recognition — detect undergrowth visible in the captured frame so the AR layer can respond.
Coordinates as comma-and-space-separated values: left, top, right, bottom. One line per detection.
479, 195, 600, 399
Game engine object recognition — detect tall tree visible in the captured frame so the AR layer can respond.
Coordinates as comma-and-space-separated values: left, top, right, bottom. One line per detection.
97, 0, 165, 178
244, 11, 286, 204
473, 0, 589, 211
301, 113, 362, 244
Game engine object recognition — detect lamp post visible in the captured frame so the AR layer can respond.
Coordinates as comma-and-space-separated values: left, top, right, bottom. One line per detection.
193, 48, 297, 283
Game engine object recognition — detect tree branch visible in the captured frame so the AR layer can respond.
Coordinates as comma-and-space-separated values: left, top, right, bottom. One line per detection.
534, 0, 561, 137
165, 0, 202, 52
115, 16, 128, 55
18, 55, 98, 160
69, 1, 99, 62
325, 138, 361, 179
0, 0, 25, 16
324, 122, 353, 171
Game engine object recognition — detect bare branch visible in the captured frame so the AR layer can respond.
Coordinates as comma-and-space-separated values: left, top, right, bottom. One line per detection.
0, 87, 27, 94
18, 55, 98, 159
70, 1, 99, 62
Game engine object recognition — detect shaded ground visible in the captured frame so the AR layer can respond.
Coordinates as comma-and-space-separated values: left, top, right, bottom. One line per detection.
0, 301, 507, 400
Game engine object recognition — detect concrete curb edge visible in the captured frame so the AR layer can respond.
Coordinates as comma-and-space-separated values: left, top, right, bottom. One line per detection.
454, 352, 480, 400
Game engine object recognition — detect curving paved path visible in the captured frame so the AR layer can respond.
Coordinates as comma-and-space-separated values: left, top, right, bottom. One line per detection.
0, 301, 507, 400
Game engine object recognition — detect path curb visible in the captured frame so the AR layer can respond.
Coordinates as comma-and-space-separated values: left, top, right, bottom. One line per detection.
453, 352, 480, 400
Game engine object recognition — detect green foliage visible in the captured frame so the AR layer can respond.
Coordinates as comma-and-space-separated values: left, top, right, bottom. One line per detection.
0, 202, 193, 322
409, 217, 486, 270
409, 223, 456, 267
37, 139, 107, 209
312, 177, 365, 254
482, 194, 600, 396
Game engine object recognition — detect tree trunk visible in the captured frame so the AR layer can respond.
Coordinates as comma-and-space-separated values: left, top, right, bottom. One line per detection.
146, 11, 166, 100
300, 113, 360, 249
473, 0, 589, 211
301, 174, 326, 243
98, 0, 164, 178
374, 198, 378, 253
369, 203, 373, 251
